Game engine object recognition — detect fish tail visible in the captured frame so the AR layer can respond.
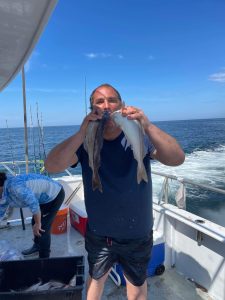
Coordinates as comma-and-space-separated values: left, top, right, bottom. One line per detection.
92, 172, 103, 193
137, 164, 148, 184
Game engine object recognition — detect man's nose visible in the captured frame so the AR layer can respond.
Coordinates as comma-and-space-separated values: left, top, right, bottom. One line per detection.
102, 99, 109, 109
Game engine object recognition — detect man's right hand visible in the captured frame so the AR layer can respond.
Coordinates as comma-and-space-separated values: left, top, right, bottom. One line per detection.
79, 108, 102, 136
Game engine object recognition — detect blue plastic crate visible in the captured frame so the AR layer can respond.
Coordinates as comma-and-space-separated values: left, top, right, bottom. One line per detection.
147, 242, 165, 276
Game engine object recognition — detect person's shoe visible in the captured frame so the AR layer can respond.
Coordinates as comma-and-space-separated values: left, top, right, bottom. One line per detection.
22, 244, 39, 256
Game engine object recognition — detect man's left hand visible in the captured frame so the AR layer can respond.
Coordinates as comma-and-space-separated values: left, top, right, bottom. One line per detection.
33, 222, 45, 237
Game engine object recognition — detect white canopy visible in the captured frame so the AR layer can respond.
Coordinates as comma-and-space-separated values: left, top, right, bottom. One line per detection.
0, 0, 58, 91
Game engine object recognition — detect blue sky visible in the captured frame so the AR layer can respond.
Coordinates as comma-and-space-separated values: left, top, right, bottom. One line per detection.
1, 0, 225, 127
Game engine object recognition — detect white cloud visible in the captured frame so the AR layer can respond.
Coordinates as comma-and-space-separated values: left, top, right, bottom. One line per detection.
100, 53, 111, 58
24, 51, 40, 73
209, 71, 225, 83
41, 63, 48, 68
85, 52, 123, 59
24, 60, 30, 72
148, 55, 154, 60
85, 53, 98, 59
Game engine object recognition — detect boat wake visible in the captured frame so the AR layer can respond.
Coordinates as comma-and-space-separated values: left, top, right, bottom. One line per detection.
152, 145, 225, 226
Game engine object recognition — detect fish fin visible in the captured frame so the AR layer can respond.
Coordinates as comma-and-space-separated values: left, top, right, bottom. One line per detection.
92, 172, 103, 193
137, 164, 148, 184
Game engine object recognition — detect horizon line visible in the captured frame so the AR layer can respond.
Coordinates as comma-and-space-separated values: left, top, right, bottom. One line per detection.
0, 116, 224, 129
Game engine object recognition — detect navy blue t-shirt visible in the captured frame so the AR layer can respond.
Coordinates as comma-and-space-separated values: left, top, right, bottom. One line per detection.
74, 132, 154, 239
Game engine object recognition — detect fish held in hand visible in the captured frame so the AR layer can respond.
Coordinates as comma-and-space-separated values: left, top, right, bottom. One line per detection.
84, 121, 101, 191
84, 121, 99, 171
111, 110, 148, 184
84, 110, 110, 192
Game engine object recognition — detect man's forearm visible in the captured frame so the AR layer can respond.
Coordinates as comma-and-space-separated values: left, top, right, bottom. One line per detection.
45, 131, 85, 173
33, 212, 41, 225
144, 122, 185, 166
45, 109, 104, 173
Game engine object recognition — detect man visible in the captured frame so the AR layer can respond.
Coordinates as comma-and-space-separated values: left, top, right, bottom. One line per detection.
45, 83, 185, 300
0, 172, 65, 258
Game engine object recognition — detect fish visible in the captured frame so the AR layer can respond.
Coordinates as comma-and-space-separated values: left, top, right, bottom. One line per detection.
68, 274, 77, 287
11, 279, 67, 292
84, 110, 110, 192
84, 121, 99, 172
36, 280, 66, 291
111, 110, 148, 184
22, 280, 42, 292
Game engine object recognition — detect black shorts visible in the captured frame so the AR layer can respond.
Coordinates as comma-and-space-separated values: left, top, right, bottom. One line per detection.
85, 226, 153, 286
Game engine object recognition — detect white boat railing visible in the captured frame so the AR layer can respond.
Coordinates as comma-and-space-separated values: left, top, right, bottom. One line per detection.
0, 161, 39, 175
152, 170, 225, 197
1, 160, 225, 212
0, 160, 45, 175
0, 163, 18, 175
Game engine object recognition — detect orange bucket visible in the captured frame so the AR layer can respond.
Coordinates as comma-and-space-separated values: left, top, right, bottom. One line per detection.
51, 207, 68, 234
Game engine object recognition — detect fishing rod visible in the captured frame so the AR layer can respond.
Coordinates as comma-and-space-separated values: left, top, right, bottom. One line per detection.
4, 121, 17, 223
36, 102, 43, 173
40, 112, 47, 160
5, 120, 16, 175
29, 105, 38, 173
36, 102, 47, 174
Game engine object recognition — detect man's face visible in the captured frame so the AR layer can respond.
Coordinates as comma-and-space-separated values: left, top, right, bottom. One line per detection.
91, 86, 122, 114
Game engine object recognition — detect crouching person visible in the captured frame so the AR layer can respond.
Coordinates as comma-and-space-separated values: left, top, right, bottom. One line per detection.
0, 172, 65, 258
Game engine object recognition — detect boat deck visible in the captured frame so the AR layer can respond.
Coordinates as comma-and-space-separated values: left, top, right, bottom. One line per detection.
0, 214, 211, 300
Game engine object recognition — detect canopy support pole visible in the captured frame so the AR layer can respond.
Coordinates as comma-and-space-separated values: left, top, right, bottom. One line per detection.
20, 66, 29, 230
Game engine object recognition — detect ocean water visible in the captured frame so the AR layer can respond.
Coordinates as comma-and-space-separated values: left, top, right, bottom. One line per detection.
0, 118, 225, 226
151, 118, 225, 226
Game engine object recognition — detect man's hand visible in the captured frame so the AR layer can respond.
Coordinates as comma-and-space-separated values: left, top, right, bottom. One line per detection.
32, 222, 45, 237
79, 108, 102, 137
121, 105, 151, 130
33, 212, 45, 237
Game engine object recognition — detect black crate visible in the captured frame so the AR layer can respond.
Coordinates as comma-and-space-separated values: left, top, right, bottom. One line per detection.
0, 256, 84, 300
